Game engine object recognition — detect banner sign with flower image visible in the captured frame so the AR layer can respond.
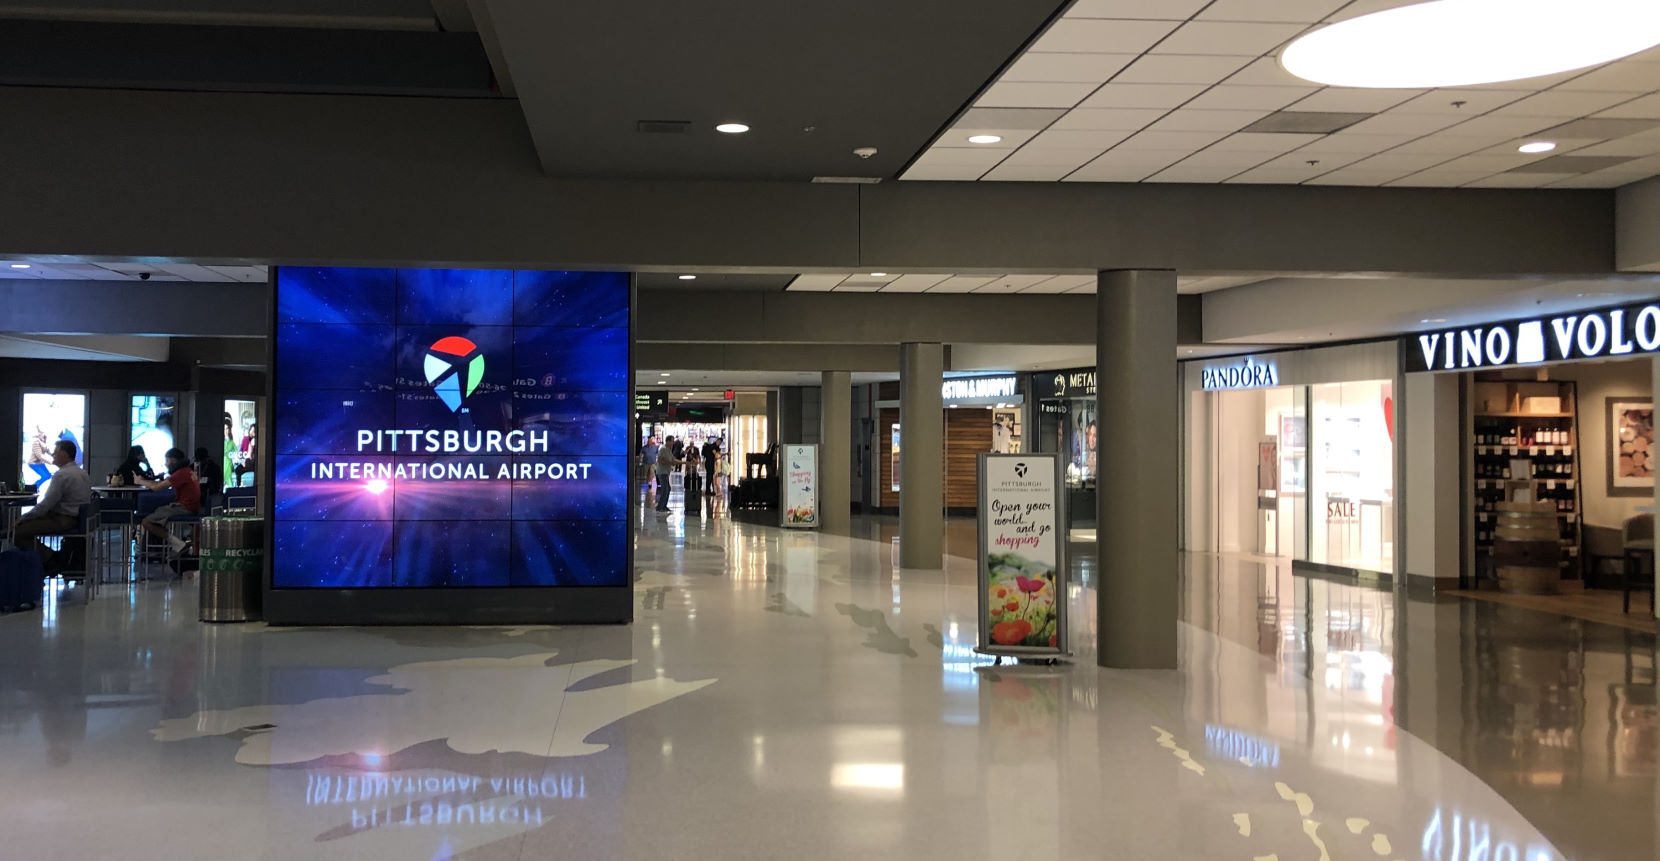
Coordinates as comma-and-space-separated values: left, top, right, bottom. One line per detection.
781, 444, 819, 529
977, 453, 1067, 658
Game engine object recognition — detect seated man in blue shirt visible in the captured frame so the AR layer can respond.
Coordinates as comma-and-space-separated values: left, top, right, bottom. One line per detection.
9, 440, 92, 564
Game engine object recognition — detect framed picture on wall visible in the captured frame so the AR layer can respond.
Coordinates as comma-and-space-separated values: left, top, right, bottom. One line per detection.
1608, 397, 1655, 496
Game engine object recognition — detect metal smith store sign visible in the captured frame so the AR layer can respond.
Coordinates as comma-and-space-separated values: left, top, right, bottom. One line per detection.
1406, 299, 1660, 373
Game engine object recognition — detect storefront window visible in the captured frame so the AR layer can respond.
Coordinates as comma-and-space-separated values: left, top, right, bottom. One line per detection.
1309, 381, 1394, 573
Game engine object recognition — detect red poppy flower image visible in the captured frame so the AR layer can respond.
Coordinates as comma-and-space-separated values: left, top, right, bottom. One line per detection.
1015, 576, 1046, 593
1005, 600, 1020, 611
992, 619, 1033, 645
1049, 634, 1057, 647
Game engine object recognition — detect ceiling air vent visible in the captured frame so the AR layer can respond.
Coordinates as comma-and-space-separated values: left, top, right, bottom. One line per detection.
636, 120, 690, 134
1240, 111, 1373, 134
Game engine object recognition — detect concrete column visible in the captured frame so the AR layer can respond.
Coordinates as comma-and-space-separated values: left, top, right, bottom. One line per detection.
900, 342, 945, 569
1403, 372, 1462, 589
1097, 270, 1178, 669
820, 371, 853, 533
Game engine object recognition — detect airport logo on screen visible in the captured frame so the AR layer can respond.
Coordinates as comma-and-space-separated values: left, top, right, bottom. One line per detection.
1406, 300, 1660, 373
424, 336, 485, 412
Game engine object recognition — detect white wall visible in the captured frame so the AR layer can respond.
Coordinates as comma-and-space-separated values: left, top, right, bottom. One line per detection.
1403, 373, 1461, 583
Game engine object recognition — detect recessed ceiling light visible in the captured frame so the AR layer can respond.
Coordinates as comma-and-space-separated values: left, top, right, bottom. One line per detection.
967, 134, 1002, 144
678, 274, 697, 280
1421, 318, 1448, 323
1280, 0, 1660, 89
716, 123, 750, 134
9, 263, 29, 269
870, 272, 887, 277
1518, 141, 1557, 154
660, 372, 671, 377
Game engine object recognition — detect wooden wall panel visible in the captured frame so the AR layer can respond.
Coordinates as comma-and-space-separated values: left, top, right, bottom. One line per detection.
946, 408, 993, 508
875, 406, 994, 511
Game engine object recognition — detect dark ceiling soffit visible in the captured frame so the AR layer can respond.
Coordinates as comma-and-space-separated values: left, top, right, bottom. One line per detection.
897, 2, 1075, 180
0, 20, 501, 97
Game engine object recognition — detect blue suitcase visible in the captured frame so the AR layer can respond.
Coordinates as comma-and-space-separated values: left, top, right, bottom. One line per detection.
0, 548, 46, 611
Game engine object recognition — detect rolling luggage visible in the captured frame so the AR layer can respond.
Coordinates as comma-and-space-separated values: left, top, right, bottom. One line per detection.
0, 548, 46, 611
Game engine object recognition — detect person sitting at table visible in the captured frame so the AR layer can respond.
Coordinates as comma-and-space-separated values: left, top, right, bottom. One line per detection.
133, 448, 201, 556
112, 445, 156, 486
193, 446, 222, 502
8, 440, 91, 564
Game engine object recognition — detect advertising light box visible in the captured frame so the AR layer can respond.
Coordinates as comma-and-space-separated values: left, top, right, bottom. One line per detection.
266, 267, 633, 625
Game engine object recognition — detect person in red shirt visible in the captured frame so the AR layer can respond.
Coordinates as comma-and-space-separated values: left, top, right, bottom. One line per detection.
136, 448, 202, 555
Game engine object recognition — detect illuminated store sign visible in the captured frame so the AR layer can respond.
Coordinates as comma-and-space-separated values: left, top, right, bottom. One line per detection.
1034, 369, 1095, 400
1406, 299, 1660, 373
941, 375, 1019, 403
269, 266, 631, 624
1201, 356, 1278, 390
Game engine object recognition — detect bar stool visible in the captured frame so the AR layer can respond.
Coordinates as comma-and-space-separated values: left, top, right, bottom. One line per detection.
1622, 513, 1655, 614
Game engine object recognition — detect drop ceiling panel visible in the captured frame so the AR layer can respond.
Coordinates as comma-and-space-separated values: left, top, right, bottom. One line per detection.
1184, 85, 1316, 111
1067, 0, 1208, 19
1001, 52, 1137, 83
1028, 18, 1179, 53
1288, 87, 1423, 113
983, 164, 1075, 181
1145, 109, 1267, 132
907, 0, 1660, 187
974, 274, 1053, 293
1077, 83, 1207, 109
927, 276, 998, 293
1196, 0, 1348, 23
1151, 21, 1304, 56
1114, 54, 1252, 85
1021, 275, 1093, 293
882, 274, 954, 292
998, 147, 1109, 168
1025, 129, 1134, 150
1049, 107, 1169, 130
785, 274, 846, 292
975, 81, 1097, 109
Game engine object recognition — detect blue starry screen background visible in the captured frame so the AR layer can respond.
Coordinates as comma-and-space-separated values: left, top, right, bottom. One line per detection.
271, 267, 630, 588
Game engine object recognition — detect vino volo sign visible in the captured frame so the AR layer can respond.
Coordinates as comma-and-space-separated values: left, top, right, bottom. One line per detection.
1406, 300, 1660, 373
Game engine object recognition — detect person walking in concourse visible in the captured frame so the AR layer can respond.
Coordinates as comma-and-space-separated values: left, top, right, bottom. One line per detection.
8, 440, 91, 564
654, 436, 681, 513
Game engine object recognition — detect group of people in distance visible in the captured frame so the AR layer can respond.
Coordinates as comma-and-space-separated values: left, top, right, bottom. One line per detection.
641, 434, 727, 513
7, 441, 209, 574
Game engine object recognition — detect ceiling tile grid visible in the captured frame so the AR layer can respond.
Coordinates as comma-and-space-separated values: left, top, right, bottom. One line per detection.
905, 0, 1660, 188
783, 272, 1262, 295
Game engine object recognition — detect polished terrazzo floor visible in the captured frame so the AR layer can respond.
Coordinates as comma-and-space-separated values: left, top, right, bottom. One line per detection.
0, 492, 1654, 860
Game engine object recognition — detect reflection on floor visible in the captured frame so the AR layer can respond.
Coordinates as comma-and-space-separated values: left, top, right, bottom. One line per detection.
1450, 586, 1657, 635
0, 499, 1651, 860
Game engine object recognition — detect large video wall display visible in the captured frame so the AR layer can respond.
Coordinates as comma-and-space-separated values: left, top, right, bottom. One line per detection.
271, 267, 631, 601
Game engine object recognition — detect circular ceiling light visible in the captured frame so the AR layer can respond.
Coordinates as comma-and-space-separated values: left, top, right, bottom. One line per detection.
967, 134, 1002, 144
1280, 0, 1660, 89
678, 274, 697, 280
1518, 140, 1557, 153
716, 123, 750, 134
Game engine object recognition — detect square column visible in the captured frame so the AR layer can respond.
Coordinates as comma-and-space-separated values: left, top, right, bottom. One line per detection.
1097, 270, 1178, 669
900, 342, 945, 569
820, 370, 852, 533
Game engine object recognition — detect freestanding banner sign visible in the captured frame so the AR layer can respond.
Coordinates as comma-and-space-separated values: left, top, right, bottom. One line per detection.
976, 453, 1067, 658
781, 444, 819, 529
